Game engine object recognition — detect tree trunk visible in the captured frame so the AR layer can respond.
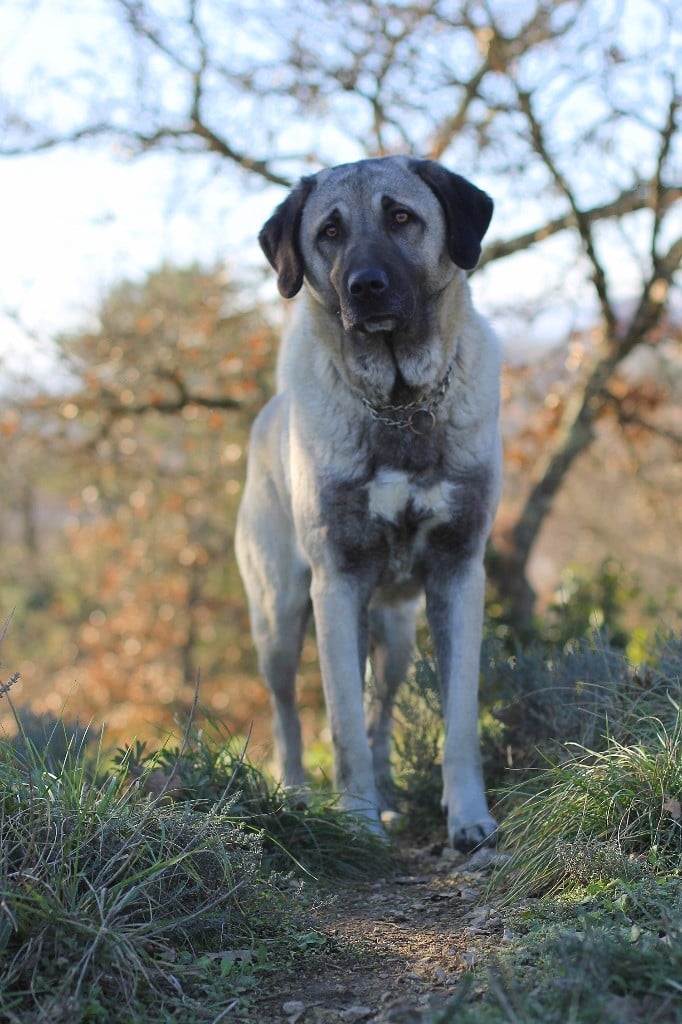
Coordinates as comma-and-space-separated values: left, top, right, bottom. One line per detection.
489, 354, 618, 635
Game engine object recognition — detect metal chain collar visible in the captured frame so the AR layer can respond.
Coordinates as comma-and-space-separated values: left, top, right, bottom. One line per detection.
357, 355, 456, 436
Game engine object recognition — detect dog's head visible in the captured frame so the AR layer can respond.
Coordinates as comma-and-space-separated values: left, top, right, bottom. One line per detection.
259, 156, 493, 394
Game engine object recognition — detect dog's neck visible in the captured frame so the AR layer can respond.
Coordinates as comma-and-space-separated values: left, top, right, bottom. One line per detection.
354, 351, 458, 436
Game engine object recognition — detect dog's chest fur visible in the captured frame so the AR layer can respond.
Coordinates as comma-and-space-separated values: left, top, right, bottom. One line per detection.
366, 469, 456, 586
322, 461, 491, 595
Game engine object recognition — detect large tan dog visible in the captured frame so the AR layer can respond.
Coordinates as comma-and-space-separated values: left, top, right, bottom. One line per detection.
236, 156, 501, 850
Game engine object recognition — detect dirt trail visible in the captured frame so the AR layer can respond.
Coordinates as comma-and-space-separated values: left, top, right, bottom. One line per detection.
255, 842, 508, 1024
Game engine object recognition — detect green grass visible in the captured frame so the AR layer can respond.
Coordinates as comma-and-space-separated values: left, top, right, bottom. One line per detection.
434, 632, 682, 1024
0, 735, 284, 1021
437, 872, 681, 1024
113, 714, 396, 880
0, 693, 392, 1022
497, 702, 681, 900
2, 626, 681, 1023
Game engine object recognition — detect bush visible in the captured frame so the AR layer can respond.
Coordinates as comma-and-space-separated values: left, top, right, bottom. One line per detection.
391, 657, 446, 839
0, 702, 392, 1021
496, 635, 682, 899
114, 715, 395, 880
479, 632, 682, 787
0, 729, 289, 1021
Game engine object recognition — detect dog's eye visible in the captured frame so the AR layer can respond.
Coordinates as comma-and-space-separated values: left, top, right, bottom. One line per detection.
392, 209, 410, 226
322, 223, 339, 240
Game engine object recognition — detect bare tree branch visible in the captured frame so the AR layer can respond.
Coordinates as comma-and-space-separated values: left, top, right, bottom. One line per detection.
480, 184, 681, 268
516, 87, 617, 338
651, 80, 679, 259
604, 398, 682, 447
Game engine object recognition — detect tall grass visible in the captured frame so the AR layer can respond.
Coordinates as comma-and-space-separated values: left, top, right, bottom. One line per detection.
437, 634, 682, 1024
496, 637, 682, 900
0, 692, 392, 1021
0, 723, 283, 1020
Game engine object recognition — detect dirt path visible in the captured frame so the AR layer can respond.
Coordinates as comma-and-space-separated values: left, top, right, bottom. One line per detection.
255, 842, 508, 1024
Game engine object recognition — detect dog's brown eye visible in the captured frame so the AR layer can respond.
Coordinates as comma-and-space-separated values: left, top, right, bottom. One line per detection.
323, 223, 339, 239
393, 210, 410, 225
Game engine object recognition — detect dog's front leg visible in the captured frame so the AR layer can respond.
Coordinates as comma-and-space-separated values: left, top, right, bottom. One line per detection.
310, 575, 382, 830
425, 559, 498, 851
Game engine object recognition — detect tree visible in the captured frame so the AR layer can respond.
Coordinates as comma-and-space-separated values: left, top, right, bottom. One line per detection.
0, 265, 296, 741
2, 0, 680, 630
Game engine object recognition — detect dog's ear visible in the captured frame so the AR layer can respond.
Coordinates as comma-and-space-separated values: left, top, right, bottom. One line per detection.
258, 176, 315, 298
412, 160, 493, 271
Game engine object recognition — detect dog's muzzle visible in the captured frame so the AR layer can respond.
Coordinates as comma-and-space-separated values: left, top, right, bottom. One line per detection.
342, 255, 412, 336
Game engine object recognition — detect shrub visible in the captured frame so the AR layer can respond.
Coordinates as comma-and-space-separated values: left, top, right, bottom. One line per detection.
391, 656, 446, 839
114, 715, 395, 879
0, 728, 289, 1021
496, 635, 682, 899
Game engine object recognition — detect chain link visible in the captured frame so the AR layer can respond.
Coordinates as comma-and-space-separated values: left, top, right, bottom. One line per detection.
358, 356, 456, 435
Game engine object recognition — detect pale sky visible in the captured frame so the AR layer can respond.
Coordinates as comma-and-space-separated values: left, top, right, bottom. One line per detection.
1, 0, 679, 379
0, 0, 284, 376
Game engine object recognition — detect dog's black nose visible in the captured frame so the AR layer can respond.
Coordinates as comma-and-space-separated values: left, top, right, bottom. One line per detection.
347, 267, 389, 299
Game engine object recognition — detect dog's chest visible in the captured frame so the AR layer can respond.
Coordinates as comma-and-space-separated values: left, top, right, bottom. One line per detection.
321, 462, 490, 585
365, 468, 457, 583
367, 469, 454, 529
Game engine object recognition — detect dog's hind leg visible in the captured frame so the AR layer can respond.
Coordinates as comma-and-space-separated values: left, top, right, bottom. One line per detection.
237, 519, 311, 789
252, 582, 312, 790
235, 397, 312, 790
366, 601, 418, 810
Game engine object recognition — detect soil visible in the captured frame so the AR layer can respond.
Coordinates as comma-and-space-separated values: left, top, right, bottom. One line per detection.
254, 840, 509, 1024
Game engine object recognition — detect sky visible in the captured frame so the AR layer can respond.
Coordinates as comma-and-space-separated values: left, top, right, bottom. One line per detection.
0, 143, 276, 372
1, 0, 680, 378
0, 0, 284, 378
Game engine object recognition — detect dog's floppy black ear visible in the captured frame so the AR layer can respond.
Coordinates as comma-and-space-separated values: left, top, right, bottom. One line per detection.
413, 160, 493, 271
258, 176, 315, 298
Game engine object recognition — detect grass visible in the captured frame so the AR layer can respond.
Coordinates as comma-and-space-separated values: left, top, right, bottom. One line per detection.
2, 623, 681, 1022
497, 713, 681, 898
437, 869, 682, 1024
113, 714, 396, 880
0, 675, 392, 1022
0, 732, 291, 1021
433, 632, 682, 1024
494, 636, 681, 900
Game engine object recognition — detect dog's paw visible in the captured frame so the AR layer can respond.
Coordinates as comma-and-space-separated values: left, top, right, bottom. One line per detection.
340, 793, 387, 837
284, 784, 312, 811
449, 816, 500, 854
380, 808, 404, 832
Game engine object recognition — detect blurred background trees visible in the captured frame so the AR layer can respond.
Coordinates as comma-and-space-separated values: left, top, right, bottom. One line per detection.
0, 0, 679, 741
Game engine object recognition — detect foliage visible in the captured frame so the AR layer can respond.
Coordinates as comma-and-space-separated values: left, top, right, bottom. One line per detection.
499, 710, 681, 900
433, 632, 682, 1024
113, 715, 395, 880
378, 630, 682, 843
0, 263, 289, 745
544, 557, 644, 649
2, 623, 682, 1021
439, 876, 682, 1023
9, 707, 91, 774
392, 657, 446, 840
478, 631, 682, 785
0, 696, 391, 1022
0, 728, 280, 1021
480, 634, 682, 1021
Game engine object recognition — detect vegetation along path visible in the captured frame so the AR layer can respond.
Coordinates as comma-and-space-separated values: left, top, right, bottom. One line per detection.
1, 636, 679, 1023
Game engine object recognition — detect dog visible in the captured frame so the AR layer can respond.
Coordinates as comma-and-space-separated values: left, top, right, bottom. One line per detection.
236, 156, 502, 851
